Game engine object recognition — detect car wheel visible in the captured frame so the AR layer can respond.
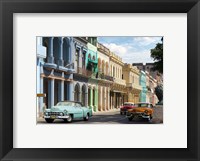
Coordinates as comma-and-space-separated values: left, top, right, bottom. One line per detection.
128, 117, 133, 121
84, 113, 89, 121
144, 117, 151, 122
66, 114, 73, 123
45, 118, 54, 123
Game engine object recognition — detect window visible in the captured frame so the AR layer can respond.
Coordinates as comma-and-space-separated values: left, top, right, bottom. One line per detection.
75, 103, 82, 107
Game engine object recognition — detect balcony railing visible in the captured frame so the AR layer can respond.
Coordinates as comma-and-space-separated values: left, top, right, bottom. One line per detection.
114, 77, 126, 86
98, 72, 114, 81
98, 43, 110, 54
127, 83, 142, 90
77, 67, 92, 77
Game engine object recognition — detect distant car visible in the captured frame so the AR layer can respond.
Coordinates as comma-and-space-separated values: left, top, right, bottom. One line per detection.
120, 102, 135, 115
126, 102, 154, 121
43, 101, 92, 123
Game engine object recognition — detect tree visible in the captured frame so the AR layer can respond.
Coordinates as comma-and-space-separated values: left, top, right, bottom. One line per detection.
150, 37, 163, 73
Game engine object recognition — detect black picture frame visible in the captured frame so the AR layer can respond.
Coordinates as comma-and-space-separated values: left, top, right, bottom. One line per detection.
0, 0, 199, 161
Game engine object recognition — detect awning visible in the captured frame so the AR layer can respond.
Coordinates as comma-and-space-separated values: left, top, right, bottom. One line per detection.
111, 90, 127, 94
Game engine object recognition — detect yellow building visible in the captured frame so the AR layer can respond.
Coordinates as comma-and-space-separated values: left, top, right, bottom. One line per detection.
110, 52, 127, 109
122, 64, 142, 103
97, 43, 113, 111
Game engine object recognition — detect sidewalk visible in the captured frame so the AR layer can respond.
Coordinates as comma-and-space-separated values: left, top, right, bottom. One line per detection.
92, 108, 120, 115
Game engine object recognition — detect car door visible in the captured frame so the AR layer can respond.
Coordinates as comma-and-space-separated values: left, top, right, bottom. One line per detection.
74, 103, 84, 119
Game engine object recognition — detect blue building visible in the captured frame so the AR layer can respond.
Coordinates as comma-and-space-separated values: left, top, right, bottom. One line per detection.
37, 37, 75, 116
139, 70, 147, 102
36, 37, 46, 117
73, 37, 89, 107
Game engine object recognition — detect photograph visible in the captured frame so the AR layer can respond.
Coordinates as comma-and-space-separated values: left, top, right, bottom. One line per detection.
36, 36, 163, 124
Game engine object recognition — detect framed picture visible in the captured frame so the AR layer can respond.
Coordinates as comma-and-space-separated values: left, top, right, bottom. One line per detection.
0, 0, 199, 161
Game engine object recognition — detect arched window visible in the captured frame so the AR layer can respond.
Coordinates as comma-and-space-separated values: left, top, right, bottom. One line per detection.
81, 85, 86, 106
74, 83, 80, 102
98, 58, 102, 70
102, 60, 105, 73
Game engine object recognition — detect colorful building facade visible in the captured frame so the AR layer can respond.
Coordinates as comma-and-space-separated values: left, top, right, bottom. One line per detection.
37, 37, 75, 117
73, 37, 89, 107
140, 70, 147, 102
110, 52, 127, 108
123, 64, 142, 103
86, 37, 99, 112
37, 37, 162, 117
97, 43, 114, 111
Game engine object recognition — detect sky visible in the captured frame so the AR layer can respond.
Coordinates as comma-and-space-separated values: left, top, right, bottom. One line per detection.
97, 36, 162, 64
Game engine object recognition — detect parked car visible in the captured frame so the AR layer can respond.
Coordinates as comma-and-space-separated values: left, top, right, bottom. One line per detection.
120, 102, 135, 115
43, 101, 92, 123
126, 102, 154, 121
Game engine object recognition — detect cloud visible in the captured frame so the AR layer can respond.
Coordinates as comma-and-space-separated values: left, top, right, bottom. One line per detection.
98, 36, 162, 64
122, 50, 154, 64
103, 42, 154, 64
103, 43, 127, 58
134, 37, 161, 46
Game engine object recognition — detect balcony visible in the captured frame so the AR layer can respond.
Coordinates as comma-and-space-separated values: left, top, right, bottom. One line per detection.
126, 83, 142, 91
114, 77, 126, 86
77, 67, 93, 77
98, 72, 114, 82
97, 43, 110, 54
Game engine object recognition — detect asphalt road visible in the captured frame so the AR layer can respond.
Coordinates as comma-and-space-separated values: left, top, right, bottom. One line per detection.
37, 107, 163, 124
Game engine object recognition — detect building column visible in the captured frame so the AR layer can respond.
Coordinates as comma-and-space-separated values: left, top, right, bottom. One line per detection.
67, 82, 74, 101
94, 88, 98, 112
110, 92, 112, 109
48, 78, 54, 108
47, 37, 54, 64
78, 49, 82, 68
105, 87, 109, 111
103, 87, 107, 111
68, 37, 74, 65
107, 89, 110, 110
58, 80, 64, 102
89, 88, 93, 109
85, 91, 88, 107
58, 37, 64, 66
37, 59, 44, 116
98, 86, 102, 111
39, 69, 44, 113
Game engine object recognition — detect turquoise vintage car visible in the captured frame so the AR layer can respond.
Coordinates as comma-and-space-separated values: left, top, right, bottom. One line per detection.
43, 101, 92, 123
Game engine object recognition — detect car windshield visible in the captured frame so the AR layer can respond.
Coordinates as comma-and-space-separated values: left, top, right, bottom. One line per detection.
135, 103, 151, 108
124, 103, 134, 106
56, 102, 75, 106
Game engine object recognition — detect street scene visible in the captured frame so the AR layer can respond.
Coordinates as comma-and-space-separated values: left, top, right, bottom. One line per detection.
36, 36, 163, 124
38, 106, 163, 124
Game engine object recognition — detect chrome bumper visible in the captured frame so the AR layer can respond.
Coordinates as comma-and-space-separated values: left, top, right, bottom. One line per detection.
44, 115, 69, 119
126, 113, 150, 119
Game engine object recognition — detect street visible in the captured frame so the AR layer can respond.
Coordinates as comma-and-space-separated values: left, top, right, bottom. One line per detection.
37, 107, 163, 124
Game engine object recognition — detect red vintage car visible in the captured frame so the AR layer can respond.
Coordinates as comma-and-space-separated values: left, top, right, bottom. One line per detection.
120, 102, 135, 115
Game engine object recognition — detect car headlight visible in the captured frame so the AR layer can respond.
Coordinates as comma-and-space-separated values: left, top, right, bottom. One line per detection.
59, 112, 64, 116
44, 112, 48, 116
64, 110, 68, 115
144, 110, 148, 114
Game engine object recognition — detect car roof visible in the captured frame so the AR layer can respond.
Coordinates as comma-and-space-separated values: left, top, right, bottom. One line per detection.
124, 102, 134, 104
136, 102, 152, 104
60, 100, 82, 104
